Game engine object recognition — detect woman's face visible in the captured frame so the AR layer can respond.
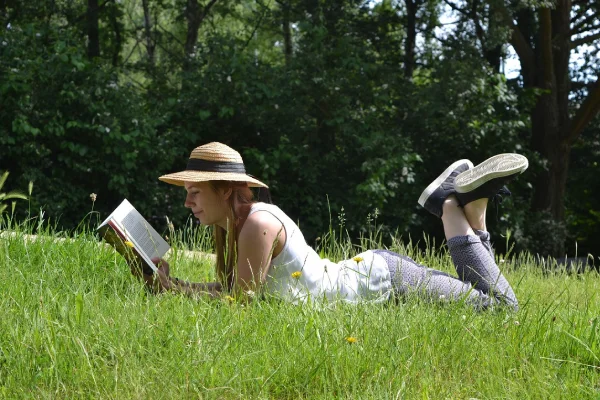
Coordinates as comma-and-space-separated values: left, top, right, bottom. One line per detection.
184, 181, 230, 228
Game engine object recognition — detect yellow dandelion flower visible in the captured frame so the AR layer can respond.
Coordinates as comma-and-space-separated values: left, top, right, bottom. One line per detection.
345, 336, 358, 344
291, 271, 302, 279
124, 241, 134, 248
224, 295, 235, 303
353, 256, 364, 262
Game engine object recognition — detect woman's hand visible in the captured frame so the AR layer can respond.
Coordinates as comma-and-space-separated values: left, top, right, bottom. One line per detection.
150, 257, 172, 292
129, 257, 172, 293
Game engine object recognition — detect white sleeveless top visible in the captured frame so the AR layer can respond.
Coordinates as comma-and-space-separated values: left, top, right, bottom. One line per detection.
248, 203, 393, 304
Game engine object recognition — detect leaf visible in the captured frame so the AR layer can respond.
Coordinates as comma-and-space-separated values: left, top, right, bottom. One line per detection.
0, 171, 8, 190
198, 110, 211, 120
3, 191, 28, 201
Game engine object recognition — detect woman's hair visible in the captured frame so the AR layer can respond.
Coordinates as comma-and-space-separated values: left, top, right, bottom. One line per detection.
209, 180, 255, 290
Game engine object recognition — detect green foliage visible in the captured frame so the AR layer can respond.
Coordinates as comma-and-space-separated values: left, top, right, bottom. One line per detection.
513, 210, 569, 258
1, 0, 599, 257
0, 171, 28, 215
564, 121, 600, 256
0, 19, 181, 229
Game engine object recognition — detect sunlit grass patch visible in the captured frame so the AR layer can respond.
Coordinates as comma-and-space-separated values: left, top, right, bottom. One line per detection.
0, 220, 599, 399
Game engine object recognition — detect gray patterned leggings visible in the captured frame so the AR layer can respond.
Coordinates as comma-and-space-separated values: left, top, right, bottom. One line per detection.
374, 230, 518, 310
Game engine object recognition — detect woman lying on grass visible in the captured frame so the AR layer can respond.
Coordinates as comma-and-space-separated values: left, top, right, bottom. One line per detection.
134, 142, 527, 310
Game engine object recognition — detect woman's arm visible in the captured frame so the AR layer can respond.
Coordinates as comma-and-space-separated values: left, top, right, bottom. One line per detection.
234, 211, 286, 295
167, 277, 222, 299
133, 257, 223, 298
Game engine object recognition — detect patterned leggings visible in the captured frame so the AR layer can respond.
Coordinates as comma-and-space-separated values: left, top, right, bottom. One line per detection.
373, 230, 518, 310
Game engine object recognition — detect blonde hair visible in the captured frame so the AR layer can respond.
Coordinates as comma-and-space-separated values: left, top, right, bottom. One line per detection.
210, 181, 254, 290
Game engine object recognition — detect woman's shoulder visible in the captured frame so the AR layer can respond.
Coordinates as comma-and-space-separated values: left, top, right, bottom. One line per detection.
249, 202, 289, 221
245, 203, 285, 231
241, 203, 288, 257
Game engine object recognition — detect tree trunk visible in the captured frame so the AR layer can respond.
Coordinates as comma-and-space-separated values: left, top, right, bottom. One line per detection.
108, 3, 122, 66
404, 0, 417, 78
183, 0, 218, 68
473, 0, 502, 72
87, 0, 100, 59
142, 0, 155, 65
462, 0, 600, 256
184, 0, 201, 59
282, 1, 292, 65
529, 4, 572, 255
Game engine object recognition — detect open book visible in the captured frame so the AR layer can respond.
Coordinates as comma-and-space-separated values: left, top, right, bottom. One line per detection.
98, 199, 170, 275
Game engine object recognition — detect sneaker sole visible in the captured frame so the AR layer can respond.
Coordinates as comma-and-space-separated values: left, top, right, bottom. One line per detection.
418, 159, 474, 207
454, 153, 528, 193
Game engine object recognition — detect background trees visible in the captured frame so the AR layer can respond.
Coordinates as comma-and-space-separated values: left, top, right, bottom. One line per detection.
1, 0, 599, 258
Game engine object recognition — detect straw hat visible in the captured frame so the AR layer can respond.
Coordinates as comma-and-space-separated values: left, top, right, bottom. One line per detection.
158, 142, 268, 188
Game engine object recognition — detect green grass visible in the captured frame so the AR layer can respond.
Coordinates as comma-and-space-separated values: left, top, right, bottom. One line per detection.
0, 219, 599, 399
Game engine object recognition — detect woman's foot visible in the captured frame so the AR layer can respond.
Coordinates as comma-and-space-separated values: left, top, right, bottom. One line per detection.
418, 159, 474, 218
454, 153, 528, 206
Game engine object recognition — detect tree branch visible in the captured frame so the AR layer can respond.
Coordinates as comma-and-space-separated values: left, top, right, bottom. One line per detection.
570, 7, 587, 24
497, 3, 535, 78
201, 0, 219, 22
241, 0, 271, 53
570, 80, 595, 91
441, 0, 469, 18
184, 0, 219, 58
571, 12, 600, 35
122, 39, 141, 65
571, 31, 600, 48
470, 0, 484, 43
72, 0, 114, 24
156, 23, 185, 48
566, 80, 600, 144
431, 33, 453, 46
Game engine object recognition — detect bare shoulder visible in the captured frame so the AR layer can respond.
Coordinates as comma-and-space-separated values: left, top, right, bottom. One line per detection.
241, 209, 284, 238
239, 208, 286, 256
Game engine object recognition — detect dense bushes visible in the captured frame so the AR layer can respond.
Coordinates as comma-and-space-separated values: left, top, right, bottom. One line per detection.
1, 0, 598, 257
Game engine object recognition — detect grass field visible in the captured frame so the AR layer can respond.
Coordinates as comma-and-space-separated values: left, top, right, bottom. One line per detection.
0, 219, 599, 399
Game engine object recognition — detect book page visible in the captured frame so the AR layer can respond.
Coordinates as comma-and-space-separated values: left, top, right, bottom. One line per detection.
99, 199, 170, 270
120, 211, 169, 259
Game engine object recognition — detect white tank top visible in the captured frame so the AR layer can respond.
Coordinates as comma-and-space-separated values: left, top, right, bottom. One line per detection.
248, 203, 392, 304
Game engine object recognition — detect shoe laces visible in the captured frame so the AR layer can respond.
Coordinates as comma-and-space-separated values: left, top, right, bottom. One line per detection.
491, 186, 511, 221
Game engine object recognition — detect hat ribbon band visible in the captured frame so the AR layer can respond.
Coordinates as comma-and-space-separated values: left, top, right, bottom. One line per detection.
186, 159, 247, 174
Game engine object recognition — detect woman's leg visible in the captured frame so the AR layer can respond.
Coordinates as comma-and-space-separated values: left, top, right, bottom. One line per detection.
374, 249, 494, 308
465, 198, 495, 259
442, 196, 518, 310
407, 154, 525, 310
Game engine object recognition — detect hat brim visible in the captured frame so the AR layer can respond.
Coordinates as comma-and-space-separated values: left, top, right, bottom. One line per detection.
159, 170, 268, 188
